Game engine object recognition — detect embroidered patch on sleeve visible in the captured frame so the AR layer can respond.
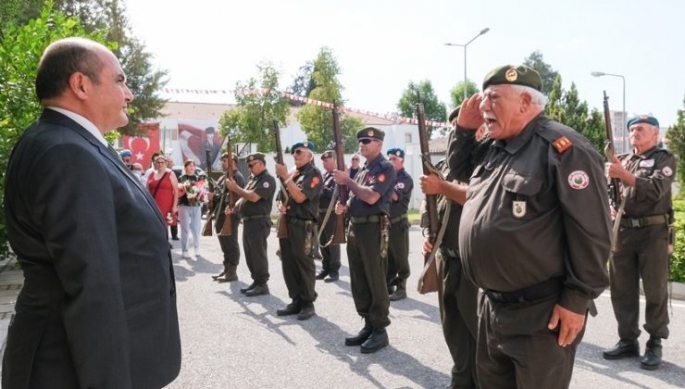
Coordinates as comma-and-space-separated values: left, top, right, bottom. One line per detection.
663, 166, 673, 177
377, 174, 386, 183
568, 170, 589, 189
311, 176, 320, 188
552, 136, 573, 153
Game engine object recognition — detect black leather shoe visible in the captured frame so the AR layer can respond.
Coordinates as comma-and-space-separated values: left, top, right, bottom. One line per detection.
640, 337, 662, 370
345, 320, 373, 346
389, 287, 407, 301
245, 283, 269, 297
240, 282, 257, 294
277, 301, 301, 316
297, 302, 316, 321
324, 273, 339, 283
360, 328, 389, 354
603, 339, 639, 360
316, 271, 329, 280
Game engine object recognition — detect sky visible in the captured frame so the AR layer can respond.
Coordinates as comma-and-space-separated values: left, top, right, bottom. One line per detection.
126, 0, 685, 128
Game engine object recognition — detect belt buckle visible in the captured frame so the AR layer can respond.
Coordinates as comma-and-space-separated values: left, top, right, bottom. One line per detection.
630, 218, 642, 228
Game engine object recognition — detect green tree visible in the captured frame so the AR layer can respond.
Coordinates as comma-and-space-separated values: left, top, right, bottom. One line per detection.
0, 2, 108, 259
296, 47, 364, 152
523, 51, 559, 96
286, 61, 315, 107
397, 80, 447, 138
666, 95, 685, 189
218, 62, 290, 153
449, 79, 479, 109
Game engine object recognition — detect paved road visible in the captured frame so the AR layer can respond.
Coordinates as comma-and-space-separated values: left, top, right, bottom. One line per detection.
1, 225, 684, 388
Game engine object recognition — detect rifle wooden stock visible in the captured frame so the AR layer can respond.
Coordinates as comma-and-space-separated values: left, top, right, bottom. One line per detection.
202, 149, 214, 236
603, 91, 622, 209
219, 138, 235, 236
331, 104, 347, 244
273, 120, 289, 238
417, 101, 439, 294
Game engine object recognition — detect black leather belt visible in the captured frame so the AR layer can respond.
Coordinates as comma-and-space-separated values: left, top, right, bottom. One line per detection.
485, 277, 563, 304
287, 217, 315, 226
620, 214, 668, 229
390, 215, 408, 224
242, 214, 270, 221
350, 215, 381, 224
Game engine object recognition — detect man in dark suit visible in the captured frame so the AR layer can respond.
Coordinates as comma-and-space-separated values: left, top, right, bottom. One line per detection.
2, 37, 181, 389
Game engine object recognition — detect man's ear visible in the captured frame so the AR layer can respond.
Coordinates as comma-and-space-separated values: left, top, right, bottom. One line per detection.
520, 92, 533, 112
68, 72, 89, 100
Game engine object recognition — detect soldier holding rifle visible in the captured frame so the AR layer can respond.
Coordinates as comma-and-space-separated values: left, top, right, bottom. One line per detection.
212, 152, 245, 283
450, 64, 611, 388
334, 127, 396, 354
385, 148, 413, 301
316, 150, 342, 282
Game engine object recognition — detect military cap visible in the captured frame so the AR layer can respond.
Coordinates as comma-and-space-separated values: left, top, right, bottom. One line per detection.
627, 114, 659, 129
482, 64, 543, 92
321, 150, 335, 160
356, 127, 385, 141
120, 149, 132, 158
291, 140, 315, 153
221, 152, 239, 164
246, 152, 266, 163
448, 107, 460, 122
387, 148, 405, 159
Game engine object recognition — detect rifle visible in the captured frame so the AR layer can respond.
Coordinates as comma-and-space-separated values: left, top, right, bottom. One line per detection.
603, 91, 621, 209
416, 101, 439, 294
218, 137, 236, 236
331, 104, 347, 244
201, 148, 214, 236
273, 120, 289, 238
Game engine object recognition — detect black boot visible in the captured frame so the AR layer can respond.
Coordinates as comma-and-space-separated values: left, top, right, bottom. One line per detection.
324, 273, 339, 283
603, 339, 639, 360
316, 270, 329, 280
297, 301, 316, 321
217, 265, 238, 282
360, 327, 389, 354
277, 300, 302, 316
345, 317, 373, 346
245, 283, 269, 297
240, 282, 257, 294
389, 279, 407, 301
170, 226, 179, 240
640, 337, 663, 370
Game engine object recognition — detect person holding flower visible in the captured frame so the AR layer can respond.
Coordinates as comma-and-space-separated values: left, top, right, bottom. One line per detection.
147, 155, 179, 237
178, 159, 206, 258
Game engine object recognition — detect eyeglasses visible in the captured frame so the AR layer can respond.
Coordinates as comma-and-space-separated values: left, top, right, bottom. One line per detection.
359, 138, 375, 145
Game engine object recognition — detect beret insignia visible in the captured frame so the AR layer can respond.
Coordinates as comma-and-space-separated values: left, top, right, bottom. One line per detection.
505, 68, 518, 82
368, 130, 374, 137
552, 136, 572, 153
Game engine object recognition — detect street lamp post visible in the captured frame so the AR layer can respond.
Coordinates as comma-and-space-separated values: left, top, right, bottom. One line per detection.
591, 71, 626, 153
445, 27, 490, 101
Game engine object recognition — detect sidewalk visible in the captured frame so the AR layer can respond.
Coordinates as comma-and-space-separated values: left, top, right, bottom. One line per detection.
0, 255, 22, 359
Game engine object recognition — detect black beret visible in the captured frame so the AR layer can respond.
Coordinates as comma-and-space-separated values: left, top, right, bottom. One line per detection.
482, 64, 543, 92
448, 107, 460, 122
356, 127, 385, 141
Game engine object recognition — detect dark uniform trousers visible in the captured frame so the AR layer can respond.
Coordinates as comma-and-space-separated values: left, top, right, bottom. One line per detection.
386, 217, 410, 285
610, 223, 670, 340
436, 248, 478, 389
280, 218, 317, 303
318, 211, 341, 275
477, 292, 585, 389
243, 218, 271, 283
347, 221, 390, 328
217, 213, 240, 267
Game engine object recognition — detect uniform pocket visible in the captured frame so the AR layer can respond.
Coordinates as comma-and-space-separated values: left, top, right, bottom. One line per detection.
501, 173, 542, 195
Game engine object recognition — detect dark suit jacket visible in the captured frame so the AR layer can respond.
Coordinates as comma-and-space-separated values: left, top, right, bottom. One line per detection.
2, 109, 182, 389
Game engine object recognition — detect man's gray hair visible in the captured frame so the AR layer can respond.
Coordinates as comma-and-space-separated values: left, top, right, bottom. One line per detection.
512, 85, 548, 108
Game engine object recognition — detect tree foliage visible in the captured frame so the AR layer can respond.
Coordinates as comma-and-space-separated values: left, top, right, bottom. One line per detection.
666, 95, 685, 189
218, 63, 290, 153
397, 80, 447, 138
296, 47, 364, 153
523, 51, 559, 96
286, 61, 315, 107
449, 79, 479, 109
0, 2, 108, 259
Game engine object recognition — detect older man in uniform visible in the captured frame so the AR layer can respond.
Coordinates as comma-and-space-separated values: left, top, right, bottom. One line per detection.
274, 141, 323, 320
385, 148, 414, 301
316, 150, 342, 282
334, 127, 397, 353
449, 64, 611, 388
212, 153, 246, 283
602, 115, 675, 370
227, 152, 276, 297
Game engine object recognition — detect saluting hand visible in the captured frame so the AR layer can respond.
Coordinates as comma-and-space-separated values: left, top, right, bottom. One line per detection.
457, 94, 485, 130
548, 304, 586, 347
420, 174, 442, 195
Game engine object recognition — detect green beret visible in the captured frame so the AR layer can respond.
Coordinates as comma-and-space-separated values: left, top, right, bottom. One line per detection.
627, 114, 659, 129
356, 127, 385, 141
291, 140, 315, 153
221, 152, 239, 164
448, 107, 460, 122
482, 64, 543, 92
246, 152, 266, 163
321, 150, 335, 160
386, 148, 405, 159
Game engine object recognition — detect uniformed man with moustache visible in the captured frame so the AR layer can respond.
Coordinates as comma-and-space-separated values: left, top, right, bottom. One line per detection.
385, 147, 413, 301
274, 141, 323, 320
316, 150, 342, 282
212, 153, 246, 283
226, 152, 275, 297
334, 127, 397, 354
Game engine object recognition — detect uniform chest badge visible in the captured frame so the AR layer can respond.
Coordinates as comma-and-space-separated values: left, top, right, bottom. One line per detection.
663, 166, 673, 177
639, 159, 655, 168
263, 182, 270, 188
513, 201, 526, 218
397, 182, 405, 189
311, 176, 320, 188
378, 174, 386, 183
568, 170, 589, 190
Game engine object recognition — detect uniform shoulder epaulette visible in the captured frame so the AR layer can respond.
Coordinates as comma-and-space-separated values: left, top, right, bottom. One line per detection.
551, 136, 573, 154
536, 125, 574, 154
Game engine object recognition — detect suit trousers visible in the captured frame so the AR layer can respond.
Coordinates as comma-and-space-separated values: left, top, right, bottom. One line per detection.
280, 220, 317, 303
243, 218, 271, 284
436, 248, 479, 389
347, 221, 390, 329
179, 205, 202, 252
216, 214, 240, 266
610, 224, 670, 340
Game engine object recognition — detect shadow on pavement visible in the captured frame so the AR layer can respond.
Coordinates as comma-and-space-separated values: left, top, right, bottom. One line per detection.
172, 252, 223, 282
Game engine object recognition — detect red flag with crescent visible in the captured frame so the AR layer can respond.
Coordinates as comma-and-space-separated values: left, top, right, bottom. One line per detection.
122, 122, 161, 169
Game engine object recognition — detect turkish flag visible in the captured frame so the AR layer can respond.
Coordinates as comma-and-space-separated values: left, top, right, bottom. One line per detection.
123, 122, 161, 169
